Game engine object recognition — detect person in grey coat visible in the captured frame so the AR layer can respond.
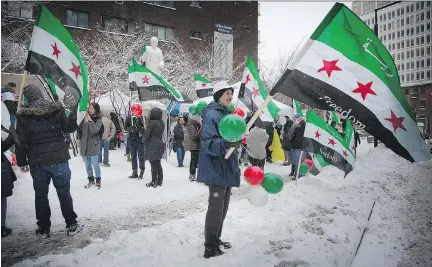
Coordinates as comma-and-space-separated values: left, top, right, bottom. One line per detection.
143, 107, 165, 188
246, 121, 269, 170
184, 114, 201, 181
99, 114, 116, 167
77, 103, 103, 189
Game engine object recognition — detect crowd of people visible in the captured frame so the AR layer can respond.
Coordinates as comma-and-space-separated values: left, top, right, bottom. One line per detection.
1, 81, 364, 259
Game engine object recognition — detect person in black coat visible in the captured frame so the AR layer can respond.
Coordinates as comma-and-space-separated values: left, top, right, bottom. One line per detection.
110, 112, 122, 149
262, 121, 274, 163
1, 134, 18, 237
287, 116, 306, 179
173, 115, 187, 167
282, 117, 294, 170
15, 84, 81, 238
143, 107, 165, 188
124, 114, 145, 179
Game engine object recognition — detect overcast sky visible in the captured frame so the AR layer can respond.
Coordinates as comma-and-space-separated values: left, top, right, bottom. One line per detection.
258, 2, 353, 74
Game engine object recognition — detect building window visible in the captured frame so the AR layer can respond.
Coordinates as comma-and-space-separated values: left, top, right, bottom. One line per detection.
190, 30, 203, 40
190, 1, 201, 8
383, 13, 386, 20
427, 1, 431, 7
427, 46, 431, 55
401, 52, 404, 60
144, 23, 174, 41
416, 25, 420, 34
401, 40, 404, 48
401, 63, 404, 71
416, 49, 420, 57
421, 12, 424, 21
421, 36, 425, 44
427, 58, 431, 67
407, 74, 410, 81
66, 10, 89, 28
406, 17, 409, 24
143, 1, 175, 8
392, 43, 395, 50
420, 1, 424, 9
401, 7, 404, 15
421, 60, 424, 68
388, 33, 391, 40
406, 5, 409, 13
416, 2, 420, 11
411, 61, 414, 69
392, 32, 395, 39
392, 11, 395, 18
388, 23, 391, 30
420, 72, 424, 79
416, 60, 420, 69
411, 38, 414, 46
401, 74, 405, 82
380, 14, 382, 22
7, 2, 34, 20
420, 100, 426, 108
397, 53, 400, 60
427, 22, 431, 31
410, 4, 414, 13
102, 17, 136, 35
397, 8, 400, 17
421, 47, 424, 56
421, 24, 424, 33
383, 24, 386, 31
411, 73, 414, 81
427, 34, 431, 43
417, 72, 420, 80
427, 70, 431, 79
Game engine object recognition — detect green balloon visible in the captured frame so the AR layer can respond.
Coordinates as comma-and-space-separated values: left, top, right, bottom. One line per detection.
261, 173, 284, 194
228, 104, 235, 111
218, 114, 247, 142
314, 154, 329, 167
299, 162, 309, 175
197, 101, 208, 115
189, 105, 198, 115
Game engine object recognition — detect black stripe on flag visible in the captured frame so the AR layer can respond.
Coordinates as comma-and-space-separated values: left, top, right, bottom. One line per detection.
238, 83, 259, 113
272, 69, 414, 162
138, 86, 191, 103
196, 88, 213, 98
25, 51, 82, 108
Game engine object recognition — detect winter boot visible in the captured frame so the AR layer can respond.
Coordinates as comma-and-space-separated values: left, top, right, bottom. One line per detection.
35, 227, 50, 239
129, 169, 139, 179
189, 174, 197, 182
85, 176, 95, 188
67, 222, 83, 236
203, 246, 225, 259
127, 154, 131, 162
139, 169, 144, 180
96, 177, 101, 189
103, 163, 111, 167
146, 182, 157, 188
1, 226, 12, 237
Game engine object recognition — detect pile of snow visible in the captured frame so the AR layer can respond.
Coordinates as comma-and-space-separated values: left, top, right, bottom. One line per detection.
4, 142, 432, 267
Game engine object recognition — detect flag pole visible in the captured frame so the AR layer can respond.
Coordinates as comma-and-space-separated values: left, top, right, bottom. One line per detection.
224, 95, 273, 159
14, 70, 29, 128
295, 150, 303, 185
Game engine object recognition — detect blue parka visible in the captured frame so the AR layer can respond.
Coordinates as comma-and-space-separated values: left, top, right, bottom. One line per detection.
197, 101, 240, 187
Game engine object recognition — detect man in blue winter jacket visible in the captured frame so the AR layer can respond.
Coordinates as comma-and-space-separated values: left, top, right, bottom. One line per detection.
197, 81, 241, 259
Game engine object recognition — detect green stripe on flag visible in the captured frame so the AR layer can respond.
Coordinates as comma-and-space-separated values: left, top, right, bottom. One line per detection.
293, 99, 303, 116
47, 78, 57, 96
245, 55, 280, 119
194, 74, 210, 83
140, 44, 146, 57
331, 111, 340, 125
309, 3, 411, 119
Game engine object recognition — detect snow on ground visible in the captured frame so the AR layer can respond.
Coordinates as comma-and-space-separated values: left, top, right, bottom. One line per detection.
2, 141, 431, 267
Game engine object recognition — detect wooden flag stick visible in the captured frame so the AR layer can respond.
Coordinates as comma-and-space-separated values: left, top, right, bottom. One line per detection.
224, 95, 273, 160
295, 150, 304, 185
14, 70, 29, 128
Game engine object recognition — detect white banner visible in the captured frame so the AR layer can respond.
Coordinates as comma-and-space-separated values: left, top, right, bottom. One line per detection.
213, 23, 233, 80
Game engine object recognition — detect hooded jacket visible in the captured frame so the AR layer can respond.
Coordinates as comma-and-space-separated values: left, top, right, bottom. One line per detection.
125, 115, 145, 144
15, 85, 78, 167
184, 118, 201, 151
282, 118, 294, 150
287, 119, 305, 149
143, 107, 165, 161
197, 101, 240, 187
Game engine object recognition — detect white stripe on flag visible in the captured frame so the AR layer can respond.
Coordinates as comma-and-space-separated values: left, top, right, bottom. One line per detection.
242, 68, 273, 122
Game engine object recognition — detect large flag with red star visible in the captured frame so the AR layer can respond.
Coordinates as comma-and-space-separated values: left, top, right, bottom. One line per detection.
303, 110, 355, 177
25, 6, 88, 114
271, 3, 430, 162
194, 74, 214, 98
132, 59, 186, 102
238, 55, 280, 122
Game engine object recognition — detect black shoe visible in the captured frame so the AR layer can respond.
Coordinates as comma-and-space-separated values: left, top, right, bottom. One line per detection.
266, 158, 273, 163
1, 226, 12, 237
67, 222, 83, 236
102, 163, 111, 167
204, 247, 225, 259
139, 169, 144, 180
218, 239, 232, 249
129, 169, 139, 178
36, 227, 50, 239
85, 176, 95, 188
146, 182, 157, 188
96, 178, 101, 189
157, 181, 163, 187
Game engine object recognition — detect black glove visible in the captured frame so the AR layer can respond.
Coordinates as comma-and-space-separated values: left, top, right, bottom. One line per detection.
226, 140, 242, 148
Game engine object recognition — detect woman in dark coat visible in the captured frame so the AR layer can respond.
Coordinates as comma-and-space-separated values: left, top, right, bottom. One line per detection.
1, 134, 17, 237
173, 115, 187, 167
197, 81, 241, 259
143, 107, 165, 188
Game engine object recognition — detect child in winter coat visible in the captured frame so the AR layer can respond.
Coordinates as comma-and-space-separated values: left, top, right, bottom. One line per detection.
246, 121, 269, 170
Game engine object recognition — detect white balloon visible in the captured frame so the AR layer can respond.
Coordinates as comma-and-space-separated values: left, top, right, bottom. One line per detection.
248, 185, 268, 207
278, 116, 287, 126
1, 102, 11, 141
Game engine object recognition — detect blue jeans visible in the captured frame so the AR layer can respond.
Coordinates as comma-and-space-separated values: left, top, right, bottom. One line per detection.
30, 161, 77, 230
176, 147, 184, 166
99, 139, 110, 164
130, 141, 145, 170
291, 149, 307, 178
84, 155, 101, 178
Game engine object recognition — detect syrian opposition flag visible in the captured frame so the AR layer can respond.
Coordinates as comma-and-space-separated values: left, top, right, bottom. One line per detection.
302, 110, 355, 176
293, 99, 303, 116
194, 74, 214, 98
271, 3, 430, 162
132, 59, 186, 102
128, 63, 137, 91
25, 6, 88, 114
329, 111, 341, 126
238, 55, 280, 122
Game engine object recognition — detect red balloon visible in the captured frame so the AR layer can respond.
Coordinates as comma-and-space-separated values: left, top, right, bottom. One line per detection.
244, 166, 264, 185
303, 159, 313, 171
233, 108, 246, 119
131, 104, 143, 117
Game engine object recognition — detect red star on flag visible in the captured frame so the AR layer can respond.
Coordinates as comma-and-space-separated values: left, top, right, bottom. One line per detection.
245, 74, 251, 84
69, 62, 81, 79
352, 81, 376, 101
201, 83, 207, 87
328, 138, 336, 147
138, 58, 144, 64
385, 110, 407, 132
351, 145, 356, 151
51, 42, 61, 60
317, 59, 342, 77
315, 130, 321, 139
252, 87, 260, 98
343, 150, 348, 157
142, 75, 150, 84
